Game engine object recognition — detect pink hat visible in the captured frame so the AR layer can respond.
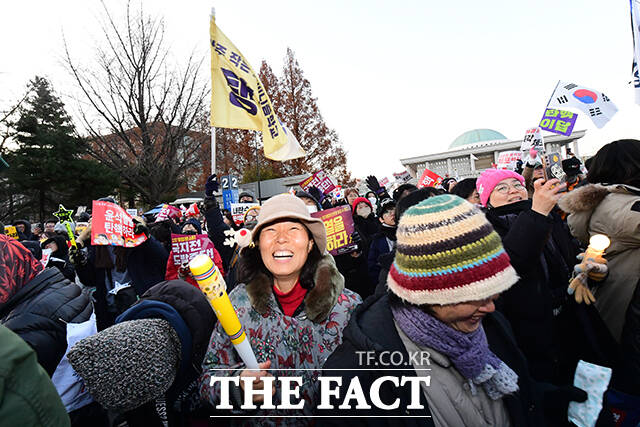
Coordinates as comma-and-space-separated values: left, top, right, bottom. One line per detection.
476, 169, 525, 207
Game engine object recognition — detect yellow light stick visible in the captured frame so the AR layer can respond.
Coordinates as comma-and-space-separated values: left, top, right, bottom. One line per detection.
189, 254, 259, 369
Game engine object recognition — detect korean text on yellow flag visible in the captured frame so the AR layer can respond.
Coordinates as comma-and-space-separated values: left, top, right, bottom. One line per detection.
210, 17, 299, 160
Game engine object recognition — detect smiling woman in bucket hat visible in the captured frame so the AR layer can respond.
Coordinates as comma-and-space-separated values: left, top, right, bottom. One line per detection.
199, 194, 361, 425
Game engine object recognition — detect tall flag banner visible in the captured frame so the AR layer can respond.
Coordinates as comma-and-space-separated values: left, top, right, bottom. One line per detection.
632, 0, 640, 104
547, 81, 618, 129
417, 168, 443, 188
538, 109, 577, 136
210, 16, 305, 161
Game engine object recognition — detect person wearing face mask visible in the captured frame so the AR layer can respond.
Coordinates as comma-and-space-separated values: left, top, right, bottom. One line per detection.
164, 218, 224, 288
351, 197, 380, 262
365, 191, 378, 213
367, 198, 397, 292
476, 169, 616, 401
295, 190, 323, 214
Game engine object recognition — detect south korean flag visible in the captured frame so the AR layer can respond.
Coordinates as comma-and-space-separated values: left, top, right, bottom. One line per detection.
547, 81, 618, 128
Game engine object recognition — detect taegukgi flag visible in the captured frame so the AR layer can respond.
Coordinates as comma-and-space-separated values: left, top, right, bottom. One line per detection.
210, 16, 305, 161
547, 81, 618, 129
631, 0, 640, 104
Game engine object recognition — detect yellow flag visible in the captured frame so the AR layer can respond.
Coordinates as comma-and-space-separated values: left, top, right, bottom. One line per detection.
210, 16, 304, 161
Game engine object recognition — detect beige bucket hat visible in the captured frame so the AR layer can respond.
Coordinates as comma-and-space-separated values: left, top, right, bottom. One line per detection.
251, 194, 327, 253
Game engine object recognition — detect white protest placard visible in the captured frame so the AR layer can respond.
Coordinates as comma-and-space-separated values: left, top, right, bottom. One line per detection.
521, 127, 544, 152
497, 151, 522, 170
230, 203, 259, 225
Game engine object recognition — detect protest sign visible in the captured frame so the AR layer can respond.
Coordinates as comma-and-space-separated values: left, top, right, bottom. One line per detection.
417, 168, 443, 188
393, 170, 412, 183
521, 127, 545, 152
4, 225, 18, 239
155, 204, 182, 222
539, 109, 578, 136
91, 200, 148, 247
41, 248, 52, 268
231, 203, 259, 225
126, 208, 138, 217
299, 170, 336, 195
379, 177, 390, 187
311, 205, 357, 256
497, 151, 523, 170
170, 233, 219, 266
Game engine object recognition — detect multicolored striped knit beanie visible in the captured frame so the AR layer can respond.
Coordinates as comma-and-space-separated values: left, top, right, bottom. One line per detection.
388, 194, 518, 305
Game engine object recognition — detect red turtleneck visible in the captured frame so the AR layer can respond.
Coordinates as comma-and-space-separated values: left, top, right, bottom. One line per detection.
273, 280, 307, 316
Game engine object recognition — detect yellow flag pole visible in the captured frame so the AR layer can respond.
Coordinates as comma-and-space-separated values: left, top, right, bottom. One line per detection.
210, 7, 216, 174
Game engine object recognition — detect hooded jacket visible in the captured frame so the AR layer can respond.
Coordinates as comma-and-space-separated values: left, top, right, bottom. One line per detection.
316, 292, 544, 426
199, 254, 362, 426
558, 183, 640, 342
41, 234, 75, 282
12, 219, 33, 241
112, 280, 216, 426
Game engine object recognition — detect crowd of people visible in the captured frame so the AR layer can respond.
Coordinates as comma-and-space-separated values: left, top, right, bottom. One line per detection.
1, 139, 639, 426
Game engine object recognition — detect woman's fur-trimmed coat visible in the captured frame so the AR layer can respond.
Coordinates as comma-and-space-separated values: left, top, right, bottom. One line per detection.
199, 254, 361, 425
559, 183, 640, 342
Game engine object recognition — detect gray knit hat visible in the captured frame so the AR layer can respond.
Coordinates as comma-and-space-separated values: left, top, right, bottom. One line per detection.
68, 318, 181, 411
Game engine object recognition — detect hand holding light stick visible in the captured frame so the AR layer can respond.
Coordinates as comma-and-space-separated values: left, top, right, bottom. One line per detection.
568, 234, 610, 304
189, 254, 259, 370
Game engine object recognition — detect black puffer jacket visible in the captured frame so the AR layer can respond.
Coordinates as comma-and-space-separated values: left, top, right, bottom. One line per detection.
0, 268, 92, 376
485, 200, 616, 383
317, 292, 545, 426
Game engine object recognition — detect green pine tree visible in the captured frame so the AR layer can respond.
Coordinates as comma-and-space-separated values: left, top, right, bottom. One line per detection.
3, 76, 119, 222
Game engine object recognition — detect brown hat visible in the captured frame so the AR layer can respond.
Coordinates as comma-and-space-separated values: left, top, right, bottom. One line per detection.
251, 194, 327, 254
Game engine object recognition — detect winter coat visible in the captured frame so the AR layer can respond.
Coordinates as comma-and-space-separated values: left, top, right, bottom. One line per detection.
75, 236, 168, 331
613, 277, 640, 395
558, 183, 640, 342
0, 268, 92, 376
0, 324, 70, 427
13, 219, 34, 241
484, 200, 600, 383
367, 231, 394, 289
352, 214, 380, 258
334, 251, 371, 301
199, 254, 362, 426
316, 293, 545, 426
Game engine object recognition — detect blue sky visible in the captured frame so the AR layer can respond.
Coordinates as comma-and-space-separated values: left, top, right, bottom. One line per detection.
1, 0, 638, 179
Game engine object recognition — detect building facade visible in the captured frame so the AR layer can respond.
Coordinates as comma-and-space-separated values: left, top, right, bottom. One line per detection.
400, 128, 586, 180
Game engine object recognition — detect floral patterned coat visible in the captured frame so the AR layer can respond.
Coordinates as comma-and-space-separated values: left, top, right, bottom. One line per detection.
199, 254, 362, 426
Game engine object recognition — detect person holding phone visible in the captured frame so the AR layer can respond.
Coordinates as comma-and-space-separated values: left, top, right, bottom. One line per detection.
475, 169, 614, 405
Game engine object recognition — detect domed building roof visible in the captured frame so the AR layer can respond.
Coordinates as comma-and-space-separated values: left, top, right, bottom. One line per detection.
449, 129, 508, 149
